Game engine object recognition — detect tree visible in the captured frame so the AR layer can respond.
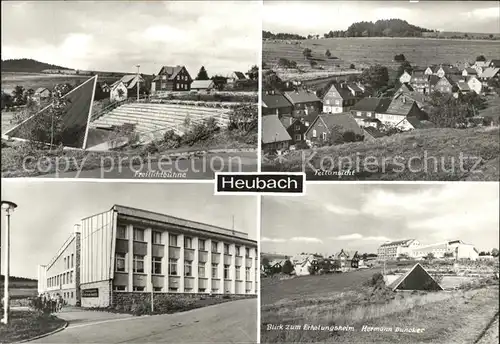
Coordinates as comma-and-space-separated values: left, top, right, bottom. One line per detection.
489, 34, 494, 39
261, 257, 270, 268
229, 104, 257, 133
428, 92, 475, 128
263, 70, 284, 91
325, 49, 332, 58
491, 248, 499, 257
247, 65, 259, 80
211, 75, 228, 91
360, 64, 389, 94
394, 54, 406, 62
302, 48, 312, 59
349, 63, 355, 69
281, 260, 294, 275
196, 66, 209, 80
444, 252, 454, 258
309, 60, 318, 68
12, 85, 26, 105
1, 91, 13, 109
425, 253, 435, 260
476, 55, 486, 62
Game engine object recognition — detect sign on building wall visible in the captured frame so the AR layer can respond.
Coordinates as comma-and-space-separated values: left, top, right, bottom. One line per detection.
82, 288, 99, 298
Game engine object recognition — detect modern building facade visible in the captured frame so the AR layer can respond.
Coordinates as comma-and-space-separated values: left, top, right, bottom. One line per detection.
37, 225, 81, 305
377, 239, 479, 261
38, 205, 258, 308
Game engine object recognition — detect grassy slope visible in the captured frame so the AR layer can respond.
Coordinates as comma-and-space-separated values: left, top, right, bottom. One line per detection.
262, 127, 500, 181
263, 38, 500, 72
261, 270, 499, 343
0, 311, 65, 343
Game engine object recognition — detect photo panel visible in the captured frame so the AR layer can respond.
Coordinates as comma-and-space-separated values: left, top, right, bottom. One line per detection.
0, 180, 258, 343
261, 0, 500, 181
260, 183, 499, 343
1, 1, 260, 180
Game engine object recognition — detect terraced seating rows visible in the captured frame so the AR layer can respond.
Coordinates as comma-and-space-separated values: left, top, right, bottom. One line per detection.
90, 102, 232, 137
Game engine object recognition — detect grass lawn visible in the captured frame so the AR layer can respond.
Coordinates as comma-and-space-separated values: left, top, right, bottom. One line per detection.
262, 127, 500, 181
0, 310, 66, 343
261, 271, 499, 344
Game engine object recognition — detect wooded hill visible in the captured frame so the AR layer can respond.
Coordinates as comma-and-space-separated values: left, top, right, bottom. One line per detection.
2, 58, 71, 72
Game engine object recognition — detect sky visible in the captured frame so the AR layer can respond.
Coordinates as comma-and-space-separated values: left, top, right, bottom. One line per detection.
264, 1, 500, 35
261, 183, 499, 257
1, 1, 260, 76
1, 181, 257, 279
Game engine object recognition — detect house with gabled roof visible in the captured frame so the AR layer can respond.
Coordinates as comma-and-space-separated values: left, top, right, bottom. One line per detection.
262, 92, 293, 116
379, 93, 428, 131
286, 113, 319, 144
283, 89, 322, 117
190, 80, 215, 93
305, 113, 364, 143
363, 126, 386, 141
409, 71, 428, 94
110, 74, 146, 102
261, 114, 292, 152
322, 82, 358, 114
434, 76, 455, 94
479, 67, 500, 82
399, 70, 412, 84
462, 67, 478, 77
334, 249, 360, 269
467, 76, 482, 95
151, 65, 192, 92
436, 65, 461, 78
227, 71, 247, 84
426, 75, 441, 94
350, 97, 391, 129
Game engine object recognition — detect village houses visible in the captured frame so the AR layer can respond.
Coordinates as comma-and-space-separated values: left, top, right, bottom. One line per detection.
283, 89, 322, 117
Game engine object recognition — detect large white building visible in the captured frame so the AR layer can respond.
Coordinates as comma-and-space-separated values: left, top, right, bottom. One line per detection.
38, 205, 258, 308
377, 239, 479, 261
377, 239, 421, 260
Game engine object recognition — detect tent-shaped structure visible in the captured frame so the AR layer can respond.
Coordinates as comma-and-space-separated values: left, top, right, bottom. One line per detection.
388, 263, 443, 291
3, 75, 98, 149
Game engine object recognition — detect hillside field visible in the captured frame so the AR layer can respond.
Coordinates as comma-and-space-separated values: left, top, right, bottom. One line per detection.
1, 72, 119, 94
262, 126, 500, 181
263, 37, 500, 74
261, 269, 499, 343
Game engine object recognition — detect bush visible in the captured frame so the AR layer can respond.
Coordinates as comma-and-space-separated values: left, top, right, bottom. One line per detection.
162, 129, 182, 149
181, 117, 220, 146
366, 272, 385, 288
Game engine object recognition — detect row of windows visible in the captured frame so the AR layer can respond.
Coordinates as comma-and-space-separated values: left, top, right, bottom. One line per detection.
116, 253, 254, 280
62, 291, 74, 299
113, 286, 254, 294
117, 227, 252, 256
63, 254, 75, 270
311, 130, 327, 140
47, 271, 73, 287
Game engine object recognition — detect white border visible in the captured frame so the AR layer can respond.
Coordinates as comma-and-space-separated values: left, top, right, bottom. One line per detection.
82, 75, 99, 149
213, 172, 306, 196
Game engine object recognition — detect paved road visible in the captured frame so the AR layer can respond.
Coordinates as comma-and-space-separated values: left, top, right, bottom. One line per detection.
32, 298, 257, 343
40, 152, 257, 179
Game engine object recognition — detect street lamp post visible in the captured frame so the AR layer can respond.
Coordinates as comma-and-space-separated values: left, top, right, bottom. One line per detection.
1, 200, 17, 325
136, 64, 140, 100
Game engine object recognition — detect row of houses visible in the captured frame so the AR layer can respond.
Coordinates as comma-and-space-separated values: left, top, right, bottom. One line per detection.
261, 83, 432, 152
377, 239, 480, 261
264, 250, 369, 276
109, 66, 249, 102
399, 58, 500, 96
